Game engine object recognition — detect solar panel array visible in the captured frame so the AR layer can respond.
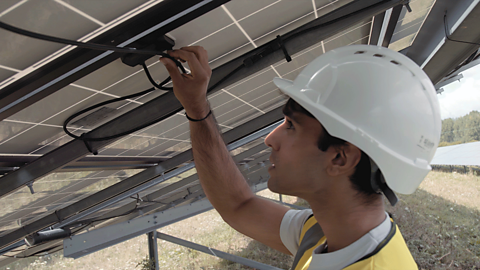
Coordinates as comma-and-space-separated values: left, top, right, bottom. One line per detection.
0, 0, 438, 265
431, 141, 480, 166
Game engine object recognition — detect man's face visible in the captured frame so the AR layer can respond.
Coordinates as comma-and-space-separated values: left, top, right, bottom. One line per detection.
264, 112, 330, 197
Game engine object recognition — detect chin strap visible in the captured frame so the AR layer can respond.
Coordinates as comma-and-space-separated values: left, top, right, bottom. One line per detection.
370, 158, 398, 206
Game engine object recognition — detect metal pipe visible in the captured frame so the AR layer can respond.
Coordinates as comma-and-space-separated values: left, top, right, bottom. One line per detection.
156, 232, 283, 270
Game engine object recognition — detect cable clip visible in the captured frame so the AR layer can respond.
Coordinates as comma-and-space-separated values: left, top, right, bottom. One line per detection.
80, 133, 98, 155
275, 35, 292, 62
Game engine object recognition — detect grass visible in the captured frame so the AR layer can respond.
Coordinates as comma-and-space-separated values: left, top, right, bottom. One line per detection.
386, 171, 480, 270
2, 171, 479, 270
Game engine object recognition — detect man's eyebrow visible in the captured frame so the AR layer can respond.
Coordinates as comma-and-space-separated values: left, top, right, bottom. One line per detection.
285, 112, 303, 125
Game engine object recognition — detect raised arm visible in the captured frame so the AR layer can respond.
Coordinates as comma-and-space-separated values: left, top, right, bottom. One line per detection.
159, 46, 291, 254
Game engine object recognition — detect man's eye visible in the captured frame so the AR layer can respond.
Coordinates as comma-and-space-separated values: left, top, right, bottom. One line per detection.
286, 120, 294, 130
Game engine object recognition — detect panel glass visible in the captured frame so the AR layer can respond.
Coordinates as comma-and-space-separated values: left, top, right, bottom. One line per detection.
0, 169, 142, 234
0, 68, 15, 84
388, 0, 436, 52
0, 0, 99, 70
63, 0, 149, 24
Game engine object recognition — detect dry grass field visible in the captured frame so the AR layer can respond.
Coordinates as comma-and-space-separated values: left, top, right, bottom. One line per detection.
1, 170, 479, 270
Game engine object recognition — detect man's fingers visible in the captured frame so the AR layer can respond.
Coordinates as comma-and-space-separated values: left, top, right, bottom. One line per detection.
159, 57, 183, 84
168, 50, 205, 78
181, 46, 210, 72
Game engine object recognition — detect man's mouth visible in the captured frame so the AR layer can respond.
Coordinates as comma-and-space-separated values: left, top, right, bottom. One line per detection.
269, 156, 275, 168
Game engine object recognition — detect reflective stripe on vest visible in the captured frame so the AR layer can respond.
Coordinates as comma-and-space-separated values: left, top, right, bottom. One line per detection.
290, 215, 418, 270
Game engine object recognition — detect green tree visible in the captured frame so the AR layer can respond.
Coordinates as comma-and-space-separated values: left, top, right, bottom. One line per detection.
441, 118, 454, 142
440, 110, 480, 144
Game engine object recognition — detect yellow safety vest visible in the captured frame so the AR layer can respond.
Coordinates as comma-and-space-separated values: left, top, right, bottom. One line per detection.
291, 215, 418, 270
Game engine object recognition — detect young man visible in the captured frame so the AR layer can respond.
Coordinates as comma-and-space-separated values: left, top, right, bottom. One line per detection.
159, 44, 441, 269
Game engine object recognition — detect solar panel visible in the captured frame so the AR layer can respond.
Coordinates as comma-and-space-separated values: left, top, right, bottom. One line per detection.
431, 141, 480, 166
388, 0, 435, 51
0, 0, 458, 266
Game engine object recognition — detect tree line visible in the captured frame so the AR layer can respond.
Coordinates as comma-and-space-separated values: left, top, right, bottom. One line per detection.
440, 110, 480, 147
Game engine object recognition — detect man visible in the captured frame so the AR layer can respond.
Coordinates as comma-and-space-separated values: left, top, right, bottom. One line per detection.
159, 44, 441, 269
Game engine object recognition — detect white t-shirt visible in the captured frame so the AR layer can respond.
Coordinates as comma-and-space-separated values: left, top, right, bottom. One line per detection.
280, 209, 391, 270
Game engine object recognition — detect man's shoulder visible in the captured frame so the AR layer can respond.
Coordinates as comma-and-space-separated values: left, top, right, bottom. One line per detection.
343, 226, 418, 270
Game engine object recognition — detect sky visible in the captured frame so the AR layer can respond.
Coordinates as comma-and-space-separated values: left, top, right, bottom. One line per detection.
436, 64, 480, 120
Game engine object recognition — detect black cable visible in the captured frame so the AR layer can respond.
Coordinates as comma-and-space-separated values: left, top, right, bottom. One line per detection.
129, 195, 168, 204
0, 20, 186, 87
63, 62, 245, 142
0, 21, 170, 56
142, 62, 173, 90
63, 87, 157, 141
85, 195, 141, 223
444, 12, 480, 46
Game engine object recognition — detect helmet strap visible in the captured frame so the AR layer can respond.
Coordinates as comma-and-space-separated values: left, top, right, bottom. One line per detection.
369, 158, 398, 206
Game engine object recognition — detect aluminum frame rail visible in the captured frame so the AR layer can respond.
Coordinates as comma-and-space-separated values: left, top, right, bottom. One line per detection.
369, 5, 403, 47
0, 0, 408, 200
0, 156, 163, 175
62, 182, 269, 259
406, 0, 480, 84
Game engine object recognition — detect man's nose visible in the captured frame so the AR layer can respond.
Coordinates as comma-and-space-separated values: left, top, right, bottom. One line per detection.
264, 125, 281, 150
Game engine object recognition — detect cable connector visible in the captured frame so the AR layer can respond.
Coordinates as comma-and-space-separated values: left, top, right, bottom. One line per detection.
121, 35, 175, 67
243, 34, 291, 68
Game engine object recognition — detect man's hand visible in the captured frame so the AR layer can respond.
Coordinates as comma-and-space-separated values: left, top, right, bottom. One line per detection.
159, 46, 212, 119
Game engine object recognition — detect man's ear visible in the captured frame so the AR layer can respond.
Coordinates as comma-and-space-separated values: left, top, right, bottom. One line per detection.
326, 144, 362, 177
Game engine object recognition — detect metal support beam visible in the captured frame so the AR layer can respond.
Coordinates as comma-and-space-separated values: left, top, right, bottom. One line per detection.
435, 57, 480, 88
435, 74, 463, 90
369, 11, 386, 45
380, 5, 404, 47
370, 4, 403, 47
377, 8, 393, 46
147, 232, 159, 270
0, 155, 164, 172
63, 199, 214, 259
156, 232, 283, 270
63, 180, 269, 259
406, 0, 480, 84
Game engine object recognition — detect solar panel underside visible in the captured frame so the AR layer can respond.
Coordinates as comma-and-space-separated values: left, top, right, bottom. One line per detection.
0, 0, 415, 259
388, 0, 435, 51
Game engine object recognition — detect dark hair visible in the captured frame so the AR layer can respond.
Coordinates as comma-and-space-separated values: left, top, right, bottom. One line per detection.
282, 98, 379, 200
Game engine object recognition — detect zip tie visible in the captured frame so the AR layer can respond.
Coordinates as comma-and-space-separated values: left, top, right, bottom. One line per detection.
275, 35, 292, 62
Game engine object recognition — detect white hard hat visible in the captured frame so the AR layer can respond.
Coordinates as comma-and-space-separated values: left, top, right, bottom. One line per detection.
273, 45, 441, 196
